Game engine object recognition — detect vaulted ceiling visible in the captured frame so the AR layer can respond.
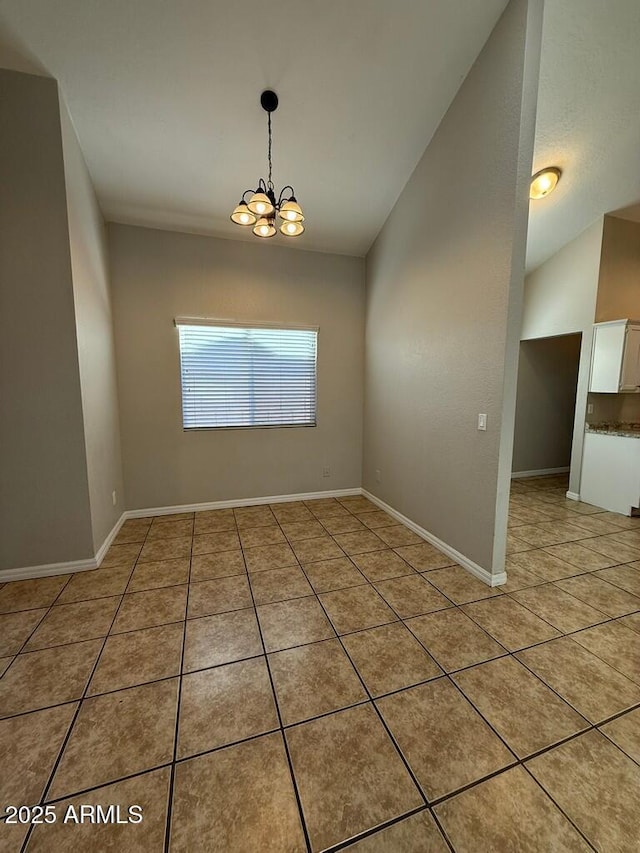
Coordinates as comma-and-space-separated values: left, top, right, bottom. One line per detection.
1, 0, 639, 270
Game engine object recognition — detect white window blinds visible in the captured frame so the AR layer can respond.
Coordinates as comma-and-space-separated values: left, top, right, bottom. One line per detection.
175, 319, 318, 430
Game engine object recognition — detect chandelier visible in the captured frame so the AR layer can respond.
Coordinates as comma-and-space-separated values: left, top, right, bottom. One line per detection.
230, 90, 305, 239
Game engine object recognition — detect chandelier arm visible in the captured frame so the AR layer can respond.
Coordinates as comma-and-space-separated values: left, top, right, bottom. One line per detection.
276, 185, 296, 208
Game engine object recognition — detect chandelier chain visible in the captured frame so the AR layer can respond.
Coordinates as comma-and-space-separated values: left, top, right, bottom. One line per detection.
267, 111, 273, 191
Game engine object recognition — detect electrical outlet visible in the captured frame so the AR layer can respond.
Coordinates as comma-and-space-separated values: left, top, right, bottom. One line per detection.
322, 466, 330, 478
112, 490, 117, 507
587, 403, 594, 415
375, 469, 381, 483
477, 413, 487, 431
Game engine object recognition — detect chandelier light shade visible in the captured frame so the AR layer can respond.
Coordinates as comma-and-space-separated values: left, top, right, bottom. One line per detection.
230, 90, 305, 239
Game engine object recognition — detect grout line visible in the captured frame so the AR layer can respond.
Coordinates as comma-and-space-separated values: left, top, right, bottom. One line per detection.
162, 513, 194, 853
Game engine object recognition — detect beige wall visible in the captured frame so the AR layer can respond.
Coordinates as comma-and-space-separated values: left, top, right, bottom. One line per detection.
108, 224, 365, 510
362, 0, 543, 576
60, 101, 125, 552
0, 69, 93, 570
512, 334, 582, 474
596, 215, 640, 322
522, 219, 604, 495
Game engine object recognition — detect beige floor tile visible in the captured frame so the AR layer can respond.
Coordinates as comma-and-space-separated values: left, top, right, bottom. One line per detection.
0, 575, 69, 614
271, 504, 314, 523
111, 517, 151, 545
595, 512, 640, 529
501, 562, 545, 592
374, 525, 423, 548
178, 658, 278, 758
618, 611, 640, 633
555, 573, 640, 617
505, 533, 533, 554
183, 610, 262, 672
462, 596, 560, 651
319, 514, 367, 535
378, 678, 514, 800
582, 535, 640, 564
111, 586, 187, 633
514, 522, 594, 547
425, 565, 501, 605
527, 730, 640, 852
0, 703, 76, 806
333, 530, 386, 556
147, 518, 193, 540
356, 510, 397, 530
508, 548, 582, 581
302, 557, 367, 593
543, 541, 618, 571
138, 536, 192, 563
351, 549, 415, 582
373, 574, 451, 618
341, 622, 442, 697
191, 531, 240, 556
562, 515, 626, 536
600, 708, 640, 763
609, 528, 640, 548
393, 543, 455, 571
595, 563, 640, 596
510, 583, 608, 633
0, 656, 13, 677
49, 678, 178, 799
88, 623, 183, 695
249, 565, 313, 605
453, 656, 588, 758
571, 621, 640, 685
187, 575, 252, 618
257, 596, 335, 652
153, 512, 194, 523
339, 496, 378, 514
343, 810, 448, 852
286, 704, 423, 852
291, 536, 345, 563
24, 596, 121, 651
127, 558, 190, 592
244, 542, 299, 572
101, 542, 143, 569
0, 640, 101, 717
0, 815, 31, 851
269, 638, 367, 725
0, 609, 47, 655
193, 508, 236, 534
405, 609, 506, 672
319, 585, 397, 634
435, 766, 589, 852
517, 636, 640, 723
170, 733, 306, 853
238, 525, 286, 548
234, 506, 277, 528
57, 565, 132, 604
29, 767, 170, 852
280, 520, 326, 542
190, 550, 245, 581
307, 502, 351, 520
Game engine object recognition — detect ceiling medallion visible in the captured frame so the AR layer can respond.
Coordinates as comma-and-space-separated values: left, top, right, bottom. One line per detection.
230, 90, 305, 238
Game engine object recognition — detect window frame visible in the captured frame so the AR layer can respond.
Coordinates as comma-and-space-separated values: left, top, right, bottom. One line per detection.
174, 317, 319, 432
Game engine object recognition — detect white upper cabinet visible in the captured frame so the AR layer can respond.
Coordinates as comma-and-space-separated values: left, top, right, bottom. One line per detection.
589, 320, 640, 393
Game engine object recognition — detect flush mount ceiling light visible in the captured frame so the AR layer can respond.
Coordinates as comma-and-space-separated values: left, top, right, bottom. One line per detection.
530, 166, 562, 200
230, 90, 305, 239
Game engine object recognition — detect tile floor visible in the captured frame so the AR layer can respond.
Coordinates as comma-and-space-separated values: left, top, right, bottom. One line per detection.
1, 479, 640, 851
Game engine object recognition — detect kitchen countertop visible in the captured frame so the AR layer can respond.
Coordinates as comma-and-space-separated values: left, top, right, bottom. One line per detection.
586, 423, 640, 439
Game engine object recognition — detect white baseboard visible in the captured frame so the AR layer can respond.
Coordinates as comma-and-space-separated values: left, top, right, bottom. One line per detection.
566, 491, 580, 501
94, 512, 126, 566
0, 557, 96, 583
124, 487, 361, 519
361, 490, 505, 587
511, 466, 570, 479
0, 512, 126, 582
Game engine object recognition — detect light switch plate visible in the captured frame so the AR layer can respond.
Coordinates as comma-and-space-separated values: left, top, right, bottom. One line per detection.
477, 413, 487, 431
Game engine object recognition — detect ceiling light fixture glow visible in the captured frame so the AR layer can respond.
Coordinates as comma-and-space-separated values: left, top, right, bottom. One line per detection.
230, 90, 305, 238
530, 166, 562, 200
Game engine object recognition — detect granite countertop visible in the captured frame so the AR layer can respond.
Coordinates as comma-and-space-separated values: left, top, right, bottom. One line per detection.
586, 423, 640, 439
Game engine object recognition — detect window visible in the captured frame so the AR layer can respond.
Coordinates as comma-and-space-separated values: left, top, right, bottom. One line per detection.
175, 318, 318, 429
